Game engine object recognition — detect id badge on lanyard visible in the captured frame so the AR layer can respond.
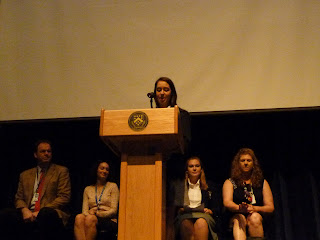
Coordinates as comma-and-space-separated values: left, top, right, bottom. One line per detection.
32, 170, 43, 202
33, 193, 39, 201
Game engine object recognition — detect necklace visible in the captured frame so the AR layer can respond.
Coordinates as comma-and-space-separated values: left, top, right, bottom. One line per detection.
243, 182, 253, 203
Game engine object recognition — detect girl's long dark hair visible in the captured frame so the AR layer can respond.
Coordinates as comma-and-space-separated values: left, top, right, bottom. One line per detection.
153, 77, 177, 107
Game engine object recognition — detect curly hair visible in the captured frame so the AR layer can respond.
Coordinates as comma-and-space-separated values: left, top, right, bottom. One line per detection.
230, 148, 264, 188
185, 156, 208, 190
153, 77, 177, 107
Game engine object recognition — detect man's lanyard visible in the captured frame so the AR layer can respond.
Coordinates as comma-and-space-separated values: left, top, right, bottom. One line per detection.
95, 184, 107, 210
32, 168, 47, 204
33, 168, 46, 195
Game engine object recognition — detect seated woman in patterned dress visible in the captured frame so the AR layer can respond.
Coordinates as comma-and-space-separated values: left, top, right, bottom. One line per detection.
222, 148, 274, 240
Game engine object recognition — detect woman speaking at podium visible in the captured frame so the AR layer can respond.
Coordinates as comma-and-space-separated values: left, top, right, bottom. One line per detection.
152, 77, 194, 239
153, 77, 191, 151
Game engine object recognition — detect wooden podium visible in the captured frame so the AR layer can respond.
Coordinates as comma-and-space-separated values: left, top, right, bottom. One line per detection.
99, 106, 184, 240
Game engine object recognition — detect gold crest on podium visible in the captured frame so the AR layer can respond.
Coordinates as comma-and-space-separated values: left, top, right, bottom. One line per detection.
128, 111, 149, 131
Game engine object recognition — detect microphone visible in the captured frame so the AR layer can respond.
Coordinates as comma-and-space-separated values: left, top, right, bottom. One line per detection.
147, 92, 155, 98
147, 92, 155, 108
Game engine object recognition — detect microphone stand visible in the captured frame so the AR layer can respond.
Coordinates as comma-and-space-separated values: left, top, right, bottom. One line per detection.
150, 98, 153, 108
147, 92, 155, 108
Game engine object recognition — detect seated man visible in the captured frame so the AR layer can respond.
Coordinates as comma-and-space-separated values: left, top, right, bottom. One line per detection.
2, 140, 71, 240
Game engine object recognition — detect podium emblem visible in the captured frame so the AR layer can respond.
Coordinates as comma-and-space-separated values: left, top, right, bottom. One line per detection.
128, 111, 149, 131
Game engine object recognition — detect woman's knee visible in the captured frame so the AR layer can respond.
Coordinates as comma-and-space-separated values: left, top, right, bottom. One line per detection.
232, 214, 247, 229
180, 219, 194, 235
232, 214, 246, 224
74, 214, 85, 227
84, 214, 98, 227
194, 218, 208, 231
247, 212, 263, 228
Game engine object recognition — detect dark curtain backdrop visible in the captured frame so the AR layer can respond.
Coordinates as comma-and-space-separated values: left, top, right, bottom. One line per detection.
190, 107, 320, 240
0, 107, 319, 240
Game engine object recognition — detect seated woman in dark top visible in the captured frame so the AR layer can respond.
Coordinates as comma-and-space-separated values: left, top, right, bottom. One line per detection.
168, 156, 220, 240
222, 148, 274, 240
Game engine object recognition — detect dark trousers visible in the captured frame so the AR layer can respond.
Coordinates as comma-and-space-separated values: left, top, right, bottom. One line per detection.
0, 207, 65, 240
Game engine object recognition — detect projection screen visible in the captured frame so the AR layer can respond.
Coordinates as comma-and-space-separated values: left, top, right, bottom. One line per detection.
1, 0, 320, 121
